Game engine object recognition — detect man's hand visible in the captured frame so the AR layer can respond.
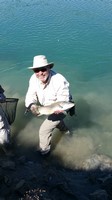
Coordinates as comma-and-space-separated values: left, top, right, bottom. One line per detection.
30, 104, 40, 116
54, 110, 63, 114
54, 110, 67, 115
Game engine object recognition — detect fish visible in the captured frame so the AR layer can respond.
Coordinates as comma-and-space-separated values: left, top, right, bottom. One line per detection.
37, 101, 75, 116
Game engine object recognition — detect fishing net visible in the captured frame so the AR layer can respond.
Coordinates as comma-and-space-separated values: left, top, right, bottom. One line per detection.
0, 98, 19, 125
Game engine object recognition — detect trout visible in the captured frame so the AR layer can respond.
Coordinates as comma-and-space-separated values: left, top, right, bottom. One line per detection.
37, 101, 75, 116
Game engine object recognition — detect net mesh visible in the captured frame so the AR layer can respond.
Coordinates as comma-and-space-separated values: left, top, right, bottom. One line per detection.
0, 98, 19, 125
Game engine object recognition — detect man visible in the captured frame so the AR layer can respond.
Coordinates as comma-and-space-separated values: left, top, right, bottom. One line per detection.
25, 55, 73, 156
0, 85, 11, 153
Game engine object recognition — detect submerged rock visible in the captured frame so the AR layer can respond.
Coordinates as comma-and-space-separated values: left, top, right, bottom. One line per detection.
1, 160, 16, 170
90, 189, 108, 200
82, 154, 112, 170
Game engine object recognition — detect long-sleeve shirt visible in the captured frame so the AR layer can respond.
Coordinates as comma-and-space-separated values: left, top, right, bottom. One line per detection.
25, 70, 72, 108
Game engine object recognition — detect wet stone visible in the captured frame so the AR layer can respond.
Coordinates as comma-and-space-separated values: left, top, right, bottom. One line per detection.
90, 189, 108, 200
1, 160, 16, 170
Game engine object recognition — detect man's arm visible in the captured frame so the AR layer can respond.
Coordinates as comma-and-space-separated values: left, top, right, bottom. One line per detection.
56, 75, 72, 102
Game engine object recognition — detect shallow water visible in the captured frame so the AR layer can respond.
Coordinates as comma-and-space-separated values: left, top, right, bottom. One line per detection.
0, 0, 112, 168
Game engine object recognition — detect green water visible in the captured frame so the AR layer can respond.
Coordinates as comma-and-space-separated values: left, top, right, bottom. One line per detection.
0, 0, 112, 167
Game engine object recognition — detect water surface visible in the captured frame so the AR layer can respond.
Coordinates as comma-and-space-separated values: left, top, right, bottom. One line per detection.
0, 0, 112, 168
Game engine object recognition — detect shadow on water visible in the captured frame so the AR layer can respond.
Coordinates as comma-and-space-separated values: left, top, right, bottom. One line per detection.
10, 97, 103, 159
64, 97, 102, 135
10, 97, 95, 153
12, 102, 32, 133
11, 101, 33, 146
0, 97, 112, 199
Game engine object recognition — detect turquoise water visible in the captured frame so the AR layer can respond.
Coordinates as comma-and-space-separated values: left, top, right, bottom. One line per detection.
0, 0, 112, 167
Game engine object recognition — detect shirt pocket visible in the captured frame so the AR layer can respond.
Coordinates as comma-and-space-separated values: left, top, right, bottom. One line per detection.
48, 93, 57, 102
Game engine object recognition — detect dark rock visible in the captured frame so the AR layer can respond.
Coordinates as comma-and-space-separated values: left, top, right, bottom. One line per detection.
90, 189, 108, 200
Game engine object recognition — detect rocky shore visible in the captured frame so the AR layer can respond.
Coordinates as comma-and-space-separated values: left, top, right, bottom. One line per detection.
0, 145, 112, 200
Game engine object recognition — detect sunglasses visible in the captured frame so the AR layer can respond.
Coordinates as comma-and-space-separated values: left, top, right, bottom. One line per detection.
33, 67, 47, 73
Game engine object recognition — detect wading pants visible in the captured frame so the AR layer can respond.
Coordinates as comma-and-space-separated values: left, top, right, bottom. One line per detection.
39, 113, 67, 153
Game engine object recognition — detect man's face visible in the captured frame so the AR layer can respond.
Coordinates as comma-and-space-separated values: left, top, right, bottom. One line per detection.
33, 67, 50, 83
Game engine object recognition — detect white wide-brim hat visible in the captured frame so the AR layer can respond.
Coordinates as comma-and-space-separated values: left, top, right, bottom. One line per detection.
28, 55, 54, 69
